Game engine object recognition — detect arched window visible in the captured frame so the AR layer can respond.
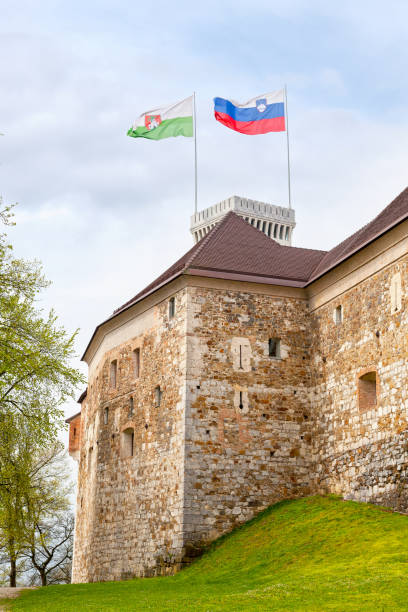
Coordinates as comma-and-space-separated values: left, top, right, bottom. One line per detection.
122, 428, 134, 458
358, 371, 377, 412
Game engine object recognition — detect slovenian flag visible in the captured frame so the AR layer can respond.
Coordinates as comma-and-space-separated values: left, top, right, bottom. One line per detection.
214, 90, 285, 135
127, 96, 193, 140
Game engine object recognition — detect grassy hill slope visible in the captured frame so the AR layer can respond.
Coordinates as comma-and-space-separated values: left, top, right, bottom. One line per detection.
7, 496, 408, 611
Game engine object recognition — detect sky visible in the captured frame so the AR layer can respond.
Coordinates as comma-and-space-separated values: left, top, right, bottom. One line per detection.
1, 0, 408, 450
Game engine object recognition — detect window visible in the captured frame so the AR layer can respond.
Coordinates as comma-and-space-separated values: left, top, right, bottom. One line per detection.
133, 348, 140, 378
269, 338, 281, 358
334, 305, 343, 324
169, 297, 175, 319
358, 371, 377, 412
390, 273, 402, 313
285, 226, 290, 240
110, 360, 117, 388
104, 407, 109, 425
122, 428, 134, 458
155, 386, 162, 407
128, 396, 134, 418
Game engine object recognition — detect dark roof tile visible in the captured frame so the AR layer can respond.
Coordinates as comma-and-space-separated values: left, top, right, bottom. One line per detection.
308, 187, 408, 282
113, 212, 326, 315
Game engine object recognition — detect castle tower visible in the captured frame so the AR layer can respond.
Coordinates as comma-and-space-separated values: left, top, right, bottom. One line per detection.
68, 188, 408, 583
190, 195, 295, 245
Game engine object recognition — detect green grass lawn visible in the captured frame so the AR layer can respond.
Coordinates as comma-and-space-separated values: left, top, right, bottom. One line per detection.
9, 496, 408, 611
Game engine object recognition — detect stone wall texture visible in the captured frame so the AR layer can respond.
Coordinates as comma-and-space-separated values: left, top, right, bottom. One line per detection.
71, 248, 408, 582
310, 256, 408, 511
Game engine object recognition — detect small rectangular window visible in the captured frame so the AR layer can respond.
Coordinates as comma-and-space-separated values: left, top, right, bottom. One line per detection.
133, 348, 140, 378
110, 360, 117, 388
155, 386, 162, 407
268, 338, 281, 358
335, 305, 343, 324
169, 297, 175, 319
104, 407, 109, 425
128, 396, 134, 417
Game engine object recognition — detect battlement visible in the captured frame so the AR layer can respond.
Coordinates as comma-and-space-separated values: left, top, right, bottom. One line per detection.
190, 195, 296, 245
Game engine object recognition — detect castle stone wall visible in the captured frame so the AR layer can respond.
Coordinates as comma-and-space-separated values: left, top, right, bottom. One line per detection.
183, 285, 315, 545
310, 255, 408, 511
72, 288, 188, 582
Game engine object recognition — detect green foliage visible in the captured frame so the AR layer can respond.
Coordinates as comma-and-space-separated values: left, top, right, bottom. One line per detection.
0, 197, 84, 585
8, 496, 408, 611
0, 415, 72, 586
0, 198, 85, 445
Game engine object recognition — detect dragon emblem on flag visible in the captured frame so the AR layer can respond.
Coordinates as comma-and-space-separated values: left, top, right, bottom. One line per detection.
256, 99, 267, 113
145, 115, 162, 130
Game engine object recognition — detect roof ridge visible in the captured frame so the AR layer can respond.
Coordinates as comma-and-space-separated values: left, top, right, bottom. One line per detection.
184, 211, 236, 269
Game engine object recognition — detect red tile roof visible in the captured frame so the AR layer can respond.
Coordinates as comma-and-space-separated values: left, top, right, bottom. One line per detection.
308, 187, 408, 282
113, 212, 326, 316
114, 187, 408, 316
83, 188, 408, 361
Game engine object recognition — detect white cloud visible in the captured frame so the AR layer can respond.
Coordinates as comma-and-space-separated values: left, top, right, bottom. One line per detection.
1, 0, 407, 454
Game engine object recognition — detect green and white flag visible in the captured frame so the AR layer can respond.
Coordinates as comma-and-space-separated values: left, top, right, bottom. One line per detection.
127, 96, 194, 140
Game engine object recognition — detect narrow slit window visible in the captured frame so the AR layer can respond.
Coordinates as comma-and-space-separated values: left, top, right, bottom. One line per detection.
391, 273, 402, 313
133, 348, 140, 378
169, 297, 175, 319
239, 391, 243, 410
104, 406, 109, 425
128, 396, 134, 418
155, 386, 162, 407
335, 305, 343, 324
269, 338, 281, 358
110, 360, 117, 388
239, 345, 243, 369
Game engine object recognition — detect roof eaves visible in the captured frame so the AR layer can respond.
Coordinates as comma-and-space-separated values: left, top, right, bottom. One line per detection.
306, 210, 408, 285
65, 410, 81, 424
81, 268, 186, 362
186, 268, 307, 287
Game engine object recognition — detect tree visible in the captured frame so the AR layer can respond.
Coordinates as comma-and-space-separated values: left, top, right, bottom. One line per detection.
25, 512, 74, 587
0, 198, 85, 446
0, 421, 74, 586
0, 198, 84, 585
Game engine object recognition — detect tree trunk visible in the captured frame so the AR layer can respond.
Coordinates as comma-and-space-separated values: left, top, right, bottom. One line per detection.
40, 569, 47, 586
9, 558, 16, 587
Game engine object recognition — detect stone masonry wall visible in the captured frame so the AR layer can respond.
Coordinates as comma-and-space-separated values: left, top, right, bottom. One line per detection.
72, 288, 188, 582
310, 256, 408, 511
183, 285, 315, 545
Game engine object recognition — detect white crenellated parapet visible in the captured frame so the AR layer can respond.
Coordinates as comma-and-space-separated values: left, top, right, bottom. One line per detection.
190, 195, 296, 245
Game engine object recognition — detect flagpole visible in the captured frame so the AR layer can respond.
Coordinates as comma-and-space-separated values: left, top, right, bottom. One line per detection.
284, 84, 292, 210
193, 91, 198, 214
